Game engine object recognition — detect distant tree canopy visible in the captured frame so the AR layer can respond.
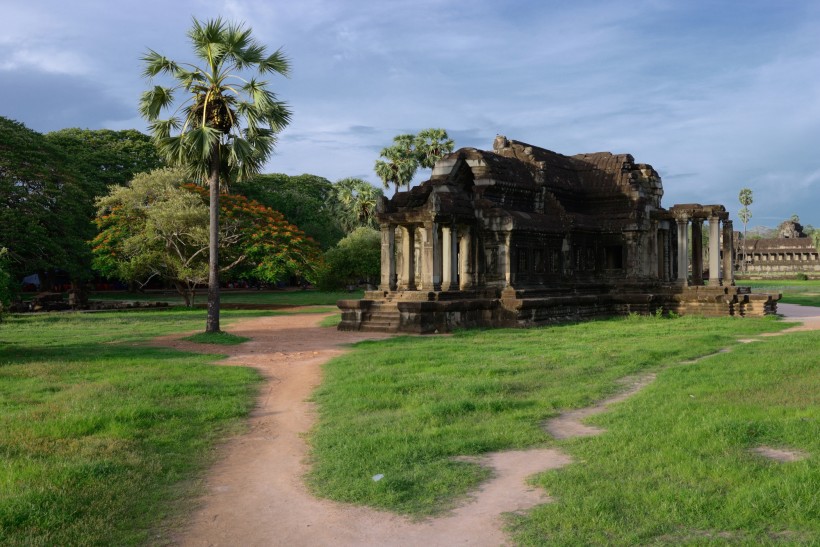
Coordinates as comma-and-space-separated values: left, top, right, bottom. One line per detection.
45, 128, 164, 192
92, 168, 321, 305
0, 116, 93, 285
233, 173, 345, 249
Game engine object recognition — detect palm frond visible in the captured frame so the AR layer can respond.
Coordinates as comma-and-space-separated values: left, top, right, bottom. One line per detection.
185, 126, 221, 163
148, 118, 180, 142
258, 48, 290, 76
139, 86, 175, 120
141, 49, 180, 78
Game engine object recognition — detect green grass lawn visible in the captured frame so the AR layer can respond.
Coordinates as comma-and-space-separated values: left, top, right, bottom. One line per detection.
86, 289, 363, 307
0, 308, 275, 545
308, 314, 819, 543
742, 279, 820, 307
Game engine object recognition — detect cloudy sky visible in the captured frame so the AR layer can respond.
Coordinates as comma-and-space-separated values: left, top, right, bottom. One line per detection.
2, 0, 819, 227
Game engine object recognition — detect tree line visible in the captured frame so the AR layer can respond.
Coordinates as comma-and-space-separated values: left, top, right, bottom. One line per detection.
1, 17, 455, 329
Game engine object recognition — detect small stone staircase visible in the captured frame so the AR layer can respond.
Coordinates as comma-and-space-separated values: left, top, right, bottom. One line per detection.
359, 301, 401, 332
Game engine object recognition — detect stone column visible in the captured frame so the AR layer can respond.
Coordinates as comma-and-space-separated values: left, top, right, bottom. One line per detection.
623, 231, 642, 278
459, 227, 473, 290
379, 224, 396, 291
441, 226, 453, 291
708, 217, 721, 286
501, 232, 512, 287
401, 225, 416, 290
691, 218, 703, 285
657, 226, 668, 281
676, 216, 689, 284
421, 222, 441, 291
450, 224, 459, 289
722, 219, 734, 286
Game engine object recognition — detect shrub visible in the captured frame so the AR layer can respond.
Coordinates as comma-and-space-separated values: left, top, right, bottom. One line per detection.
795, 272, 809, 281
316, 227, 381, 291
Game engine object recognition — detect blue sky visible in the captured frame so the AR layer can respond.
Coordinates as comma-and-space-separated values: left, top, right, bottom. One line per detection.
2, 0, 819, 227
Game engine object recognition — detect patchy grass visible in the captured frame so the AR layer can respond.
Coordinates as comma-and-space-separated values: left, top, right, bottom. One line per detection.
307, 314, 795, 518
182, 331, 250, 345
0, 309, 267, 545
742, 279, 820, 306
318, 313, 342, 328
88, 289, 362, 307
513, 329, 820, 545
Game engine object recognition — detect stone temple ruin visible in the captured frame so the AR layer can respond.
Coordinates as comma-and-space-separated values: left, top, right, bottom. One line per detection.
736, 219, 820, 278
338, 137, 780, 333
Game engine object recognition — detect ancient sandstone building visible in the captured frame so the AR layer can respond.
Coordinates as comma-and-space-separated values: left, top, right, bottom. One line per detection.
736, 219, 820, 278
338, 137, 779, 333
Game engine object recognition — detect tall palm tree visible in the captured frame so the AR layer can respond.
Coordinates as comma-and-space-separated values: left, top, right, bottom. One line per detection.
414, 128, 454, 169
334, 178, 382, 232
738, 187, 753, 273
140, 17, 291, 332
374, 134, 418, 192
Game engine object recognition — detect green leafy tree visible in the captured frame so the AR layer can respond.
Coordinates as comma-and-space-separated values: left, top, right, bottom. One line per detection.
333, 178, 383, 233
92, 168, 320, 306
234, 173, 345, 249
316, 227, 381, 291
140, 17, 292, 332
0, 116, 92, 287
738, 188, 753, 272
45, 128, 164, 193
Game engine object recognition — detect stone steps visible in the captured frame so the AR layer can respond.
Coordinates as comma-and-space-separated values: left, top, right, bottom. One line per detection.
360, 303, 401, 332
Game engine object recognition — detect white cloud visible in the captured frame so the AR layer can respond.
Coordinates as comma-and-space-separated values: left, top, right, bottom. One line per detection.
0, 48, 91, 75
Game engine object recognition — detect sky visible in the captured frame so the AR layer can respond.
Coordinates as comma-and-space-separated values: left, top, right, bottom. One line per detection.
2, 0, 819, 228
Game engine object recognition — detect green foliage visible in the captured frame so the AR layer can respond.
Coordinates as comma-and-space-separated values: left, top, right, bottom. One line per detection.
0, 117, 93, 282
316, 227, 381, 290
140, 17, 291, 186
332, 178, 383, 233
0, 309, 263, 545
44, 128, 164, 193
91, 169, 321, 305
374, 128, 454, 191
234, 174, 345, 249
308, 315, 791, 517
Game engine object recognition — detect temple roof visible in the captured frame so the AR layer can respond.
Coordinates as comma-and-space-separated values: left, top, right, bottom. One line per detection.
378, 136, 667, 233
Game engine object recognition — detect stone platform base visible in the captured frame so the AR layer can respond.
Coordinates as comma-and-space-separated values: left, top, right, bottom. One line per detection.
337, 284, 781, 334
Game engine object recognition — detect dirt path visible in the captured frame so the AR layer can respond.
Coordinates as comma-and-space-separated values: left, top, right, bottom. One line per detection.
164, 313, 570, 546
162, 305, 819, 546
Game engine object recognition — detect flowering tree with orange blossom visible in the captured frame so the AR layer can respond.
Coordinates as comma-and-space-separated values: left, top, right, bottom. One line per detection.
92, 168, 320, 305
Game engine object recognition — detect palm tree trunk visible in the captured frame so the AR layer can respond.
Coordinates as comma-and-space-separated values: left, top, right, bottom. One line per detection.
206, 144, 221, 333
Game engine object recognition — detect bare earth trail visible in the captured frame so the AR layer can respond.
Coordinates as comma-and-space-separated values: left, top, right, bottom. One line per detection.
161, 305, 819, 546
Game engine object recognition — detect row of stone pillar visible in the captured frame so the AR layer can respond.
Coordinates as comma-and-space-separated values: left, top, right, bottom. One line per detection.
674, 215, 734, 286
380, 223, 474, 292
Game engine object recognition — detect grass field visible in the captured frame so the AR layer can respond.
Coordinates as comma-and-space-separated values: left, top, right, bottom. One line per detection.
0, 308, 275, 545
2, 295, 817, 544
741, 279, 820, 307
308, 314, 819, 543
86, 289, 363, 307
